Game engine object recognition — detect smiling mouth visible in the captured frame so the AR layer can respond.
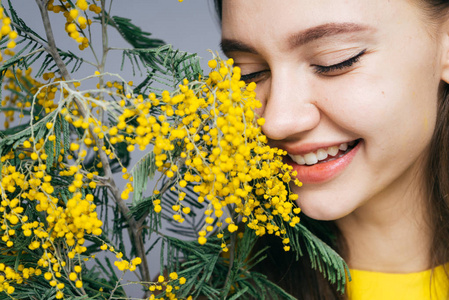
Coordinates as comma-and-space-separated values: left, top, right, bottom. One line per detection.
288, 139, 361, 166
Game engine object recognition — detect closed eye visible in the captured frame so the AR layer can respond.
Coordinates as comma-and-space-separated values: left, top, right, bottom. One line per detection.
312, 49, 367, 75
240, 70, 270, 83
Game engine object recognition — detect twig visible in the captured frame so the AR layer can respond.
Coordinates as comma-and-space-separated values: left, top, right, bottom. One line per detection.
10, 21, 48, 51
11, 20, 97, 68
108, 271, 126, 300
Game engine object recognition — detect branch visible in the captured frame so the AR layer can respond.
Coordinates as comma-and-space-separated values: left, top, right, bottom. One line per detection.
100, 0, 109, 72
99, 0, 151, 294
35, 0, 151, 296
35, 0, 72, 81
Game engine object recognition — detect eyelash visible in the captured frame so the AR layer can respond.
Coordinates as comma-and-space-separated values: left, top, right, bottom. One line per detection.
240, 70, 268, 83
239, 48, 367, 82
312, 49, 367, 75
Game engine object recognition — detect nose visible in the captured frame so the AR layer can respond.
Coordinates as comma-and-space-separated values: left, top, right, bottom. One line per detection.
260, 69, 321, 141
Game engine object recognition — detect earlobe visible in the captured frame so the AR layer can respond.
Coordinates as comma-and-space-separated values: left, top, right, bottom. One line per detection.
440, 24, 449, 84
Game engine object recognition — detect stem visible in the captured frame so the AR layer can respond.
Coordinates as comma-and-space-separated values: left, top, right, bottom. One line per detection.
222, 205, 238, 297
97, 0, 107, 125
223, 231, 236, 297
35, 0, 151, 297
100, 0, 109, 73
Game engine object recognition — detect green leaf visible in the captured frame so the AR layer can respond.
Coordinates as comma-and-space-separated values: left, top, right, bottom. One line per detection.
290, 222, 350, 293
0, 106, 30, 115
128, 194, 157, 221
131, 151, 156, 205
44, 138, 54, 172
105, 14, 165, 49
121, 45, 203, 92
228, 286, 249, 300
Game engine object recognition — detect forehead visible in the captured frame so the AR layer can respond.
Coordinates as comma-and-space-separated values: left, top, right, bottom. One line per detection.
222, 1, 376, 30
221, 0, 416, 48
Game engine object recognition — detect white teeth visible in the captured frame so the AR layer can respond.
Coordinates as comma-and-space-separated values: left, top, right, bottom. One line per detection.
316, 149, 328, 160
290, 154, 305, 165
327, 146, 339, 156
288, 140, 356, 166
304, 153, 318, 165
339, 143, 348, 151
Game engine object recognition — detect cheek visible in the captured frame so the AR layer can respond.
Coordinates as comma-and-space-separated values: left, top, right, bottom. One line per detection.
253, 83, 271, 117
318, 66, 438, 142
313, 76, 388, 135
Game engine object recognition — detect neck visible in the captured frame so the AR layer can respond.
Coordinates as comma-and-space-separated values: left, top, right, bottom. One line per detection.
335, 162, 432, 273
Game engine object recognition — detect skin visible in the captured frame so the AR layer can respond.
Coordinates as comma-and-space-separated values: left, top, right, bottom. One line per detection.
221, 0, 449, 272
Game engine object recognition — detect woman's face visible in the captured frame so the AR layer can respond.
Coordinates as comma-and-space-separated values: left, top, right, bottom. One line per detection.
221, 0, 447, 220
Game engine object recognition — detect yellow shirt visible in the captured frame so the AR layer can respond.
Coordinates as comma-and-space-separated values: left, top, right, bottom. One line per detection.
347, 265, 449, 300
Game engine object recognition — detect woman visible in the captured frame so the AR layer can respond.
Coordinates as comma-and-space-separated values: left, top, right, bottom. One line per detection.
214, 0, 449, 299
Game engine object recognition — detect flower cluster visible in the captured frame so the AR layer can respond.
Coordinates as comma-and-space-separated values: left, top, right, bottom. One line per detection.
0, 3, 17, 60
0, 262, 42, 295
47, 0, 99, 50
112, 56, 301, 250
0, 150, 102, 297
148, 272, 190, 300
108, 247, 142, 272
0, 127, 146, 298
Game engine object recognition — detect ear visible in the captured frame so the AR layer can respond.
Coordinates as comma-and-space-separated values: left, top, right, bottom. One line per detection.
440, 19, 449, 84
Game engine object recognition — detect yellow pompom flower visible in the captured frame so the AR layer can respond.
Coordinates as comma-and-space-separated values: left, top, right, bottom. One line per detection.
69, 9, 79, 19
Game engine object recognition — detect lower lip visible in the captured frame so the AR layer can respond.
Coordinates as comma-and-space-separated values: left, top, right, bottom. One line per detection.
286, 140, 362, 184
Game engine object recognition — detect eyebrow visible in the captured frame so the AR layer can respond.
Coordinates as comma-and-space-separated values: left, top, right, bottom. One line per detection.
220, 39, 258, 55
220, 22, 374, 55
289, 22, 373, 49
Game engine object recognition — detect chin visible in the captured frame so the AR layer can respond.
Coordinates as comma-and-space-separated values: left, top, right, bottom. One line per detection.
296, 197, 355, 221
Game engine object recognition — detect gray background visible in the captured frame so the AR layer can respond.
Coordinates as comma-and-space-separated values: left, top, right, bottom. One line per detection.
12, 0, 221, 75
5, 1, 222, 297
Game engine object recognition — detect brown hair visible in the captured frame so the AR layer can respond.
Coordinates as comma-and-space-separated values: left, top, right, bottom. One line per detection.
214, 0, 449, 299
417, 0, 449, 269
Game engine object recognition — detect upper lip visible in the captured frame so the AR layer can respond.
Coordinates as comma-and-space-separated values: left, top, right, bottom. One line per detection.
273, 139, 359, 156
